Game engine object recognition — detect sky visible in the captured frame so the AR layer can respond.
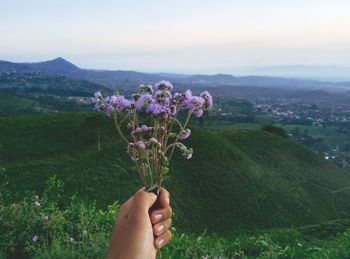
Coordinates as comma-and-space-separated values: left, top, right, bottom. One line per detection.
1, 0, 350, 74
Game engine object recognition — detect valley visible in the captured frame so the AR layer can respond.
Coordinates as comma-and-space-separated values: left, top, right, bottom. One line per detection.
1, 58, 350, 257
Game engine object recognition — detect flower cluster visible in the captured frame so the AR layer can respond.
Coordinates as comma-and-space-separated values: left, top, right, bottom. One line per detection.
92, 80, 212, 193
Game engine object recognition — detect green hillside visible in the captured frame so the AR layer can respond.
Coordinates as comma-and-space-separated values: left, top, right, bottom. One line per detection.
0, 93, 40, 116
0, 93, 91, 116
1, 112, 350, 235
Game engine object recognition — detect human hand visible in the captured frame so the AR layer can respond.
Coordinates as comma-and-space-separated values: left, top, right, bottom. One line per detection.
107, 187, 173, 259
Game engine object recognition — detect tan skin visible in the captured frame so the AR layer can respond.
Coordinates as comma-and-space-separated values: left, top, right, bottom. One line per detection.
107, 188, 173, 259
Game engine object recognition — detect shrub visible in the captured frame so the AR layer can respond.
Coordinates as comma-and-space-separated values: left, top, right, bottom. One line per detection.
1, 175, 350, 258
0, 175, 118, 258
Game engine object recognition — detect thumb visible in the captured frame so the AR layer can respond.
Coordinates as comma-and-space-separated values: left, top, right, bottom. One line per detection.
159, 187, 170, 208
133, 188, 158, 211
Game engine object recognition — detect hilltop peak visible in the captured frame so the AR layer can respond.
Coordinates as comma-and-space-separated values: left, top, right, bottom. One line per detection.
52, 57, 68, 62
26, 57, 80, 74
0, 57, 82, 75
45, 57, 79, 69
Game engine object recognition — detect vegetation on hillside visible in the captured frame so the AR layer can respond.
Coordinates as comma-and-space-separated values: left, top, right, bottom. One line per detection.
1, 175, 350, 258
0, 72, 111, 97
1, 112, 350, 236
0, 93, 91, 116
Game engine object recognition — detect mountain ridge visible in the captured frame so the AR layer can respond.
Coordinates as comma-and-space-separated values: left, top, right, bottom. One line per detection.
243, 65, 350, 82
1, 57, 350, 91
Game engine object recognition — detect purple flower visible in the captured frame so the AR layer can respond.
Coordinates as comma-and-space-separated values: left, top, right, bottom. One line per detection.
91, 81, 213, 179
92, 92, 104, 111
127, 141, 147, 161
95, 102, 104, 111
135, 141, 146, 149
169, 105, 177, 116
109, 95, 132, 111
136, 94, 153, 110
185, 90, 192, 99
105, 103, 114, 116
104, 97, 113, 116
179, 129, 191, 140
44, 215, 49, 221
146, 103, 169, 116
193, 109, 204, 118
131, 125, 153, 136
200, 91, 213, 109
154, 80, 173, 90
173, 92, 182, 102
154, 90, 172, 100
182, 91, 205, 112
32, 235, 38, 242
163, 98, 171, 107
94, 91, 102, 98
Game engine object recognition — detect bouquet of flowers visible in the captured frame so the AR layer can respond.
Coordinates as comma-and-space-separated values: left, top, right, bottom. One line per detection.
92, 80, 212, 195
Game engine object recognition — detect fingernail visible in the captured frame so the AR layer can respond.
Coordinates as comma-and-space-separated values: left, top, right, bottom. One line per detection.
156, 238, 164, 247
157, 224, 164, 232
154, 213, 163, 221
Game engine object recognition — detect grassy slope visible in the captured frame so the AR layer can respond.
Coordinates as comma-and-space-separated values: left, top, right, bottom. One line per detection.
1, 112, 350, 235
0, 93, 40, 116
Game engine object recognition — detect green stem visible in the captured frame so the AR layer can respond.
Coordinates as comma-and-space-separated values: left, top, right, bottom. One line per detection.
136, 161, 147, 187
146, 154, 153, 186
172, 118, 184, 130
165, 142, 183, 153
168, 111, 192, 160
164, 108, 180, 147
113, 112, 129, 144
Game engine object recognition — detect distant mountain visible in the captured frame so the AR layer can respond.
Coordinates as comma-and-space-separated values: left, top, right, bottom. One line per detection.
180, 73, 236, 85
0, 57, 80, 75
0, 58, 161, 89
242, 65, 350, 82
1, 58, 350, 91
30, 57, 81, 74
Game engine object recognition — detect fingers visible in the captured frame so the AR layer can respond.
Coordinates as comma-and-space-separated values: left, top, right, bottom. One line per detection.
158, 187, 170, 208
153, 218, 172, 237
154, 230, 172, 249
150, 205, 172, 224
150, 188, 172, 224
